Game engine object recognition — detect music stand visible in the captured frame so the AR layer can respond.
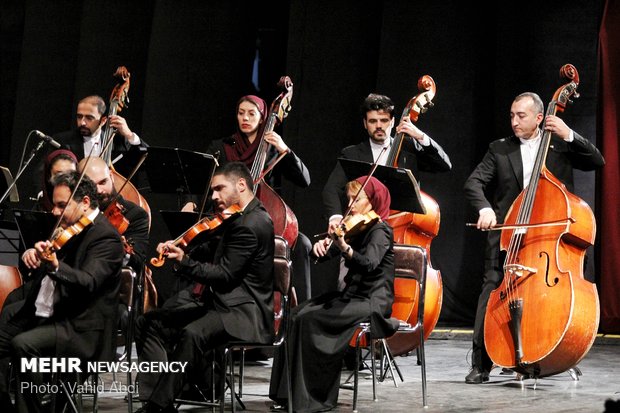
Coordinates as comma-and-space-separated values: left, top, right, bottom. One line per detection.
144, 147, 217, 195
338, 158, 426, 214
159, 211, 199, 239
0, 166, 19, 204
12, 209, 56, 250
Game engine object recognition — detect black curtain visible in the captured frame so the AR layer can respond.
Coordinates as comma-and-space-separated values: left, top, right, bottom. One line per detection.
1, 0, 613, 328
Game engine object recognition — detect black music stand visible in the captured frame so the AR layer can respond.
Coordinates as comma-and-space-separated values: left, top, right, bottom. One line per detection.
339, 158, 426, 214
12, 209, 57, 250
0, 166, 19, 205
159, 211, 199, 239
144, 147, 217, 208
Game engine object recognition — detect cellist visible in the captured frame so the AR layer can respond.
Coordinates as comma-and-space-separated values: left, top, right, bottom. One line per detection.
182, 94, 314, 302
463, 92, 605, 384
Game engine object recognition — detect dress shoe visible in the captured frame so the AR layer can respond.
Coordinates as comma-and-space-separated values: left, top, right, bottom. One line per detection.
270, 403, 289, 411
465, 366, 490, 384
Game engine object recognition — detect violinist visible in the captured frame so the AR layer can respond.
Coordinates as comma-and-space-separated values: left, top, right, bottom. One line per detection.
0, 170, 123, 412
135, 162, 274, 413
463, 92, 605, 384
184, 94, 314, 303
0, 149, 79, 310
322, 93, 451, 288
78, 156, 150, 273
270, 176, 398, 413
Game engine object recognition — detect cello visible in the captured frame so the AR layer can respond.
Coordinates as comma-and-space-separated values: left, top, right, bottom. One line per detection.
483, 64, 599, 378
384, 75, 444, 355
100, 66, 152, 230
249, 76, 298, 248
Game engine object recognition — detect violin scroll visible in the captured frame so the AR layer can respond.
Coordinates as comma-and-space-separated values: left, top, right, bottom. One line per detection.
272, 76, 294, 125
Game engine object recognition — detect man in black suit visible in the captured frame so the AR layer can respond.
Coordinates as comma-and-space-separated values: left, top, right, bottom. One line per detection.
463, 92, 605, 384
322, 93, 451, 235
135, 162, 274, 413
0, 171, 124, 412
78, 156, 150, 273
53, 95, 147, 161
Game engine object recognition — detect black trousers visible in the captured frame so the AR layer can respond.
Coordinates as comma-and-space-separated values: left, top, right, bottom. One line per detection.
135, 288, 232, 409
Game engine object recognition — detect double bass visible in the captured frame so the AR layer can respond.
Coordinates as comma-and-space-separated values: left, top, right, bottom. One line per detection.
100, 66, 152, 230
483, 64, 599, 378
100, 66, 156, 312
385, 76, 444, 355
249, 76, 298, 248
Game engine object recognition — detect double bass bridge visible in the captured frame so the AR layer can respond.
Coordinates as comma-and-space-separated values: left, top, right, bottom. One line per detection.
504, 263, 537, 279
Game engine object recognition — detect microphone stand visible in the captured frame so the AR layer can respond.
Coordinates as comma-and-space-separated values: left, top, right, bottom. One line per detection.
0, 140, 45, 205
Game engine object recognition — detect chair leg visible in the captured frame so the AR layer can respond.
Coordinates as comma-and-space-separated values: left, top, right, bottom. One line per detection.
284, 343, 292, 413
370, 338, 377, 402
239, 349, 245, 397
418, 342, 427, 408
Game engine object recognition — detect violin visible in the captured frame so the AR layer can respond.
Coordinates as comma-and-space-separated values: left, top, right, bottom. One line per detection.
41, 216, 93, 259
104, 201, 129, 234
332, 211, 380, 242
149, 204, 242, 267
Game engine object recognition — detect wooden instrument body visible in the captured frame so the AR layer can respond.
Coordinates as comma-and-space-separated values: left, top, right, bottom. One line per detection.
385, 191, 443, 355
484, 168, 599, 377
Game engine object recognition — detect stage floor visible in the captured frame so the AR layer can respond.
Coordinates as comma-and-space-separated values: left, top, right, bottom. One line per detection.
89, 328, 620, 412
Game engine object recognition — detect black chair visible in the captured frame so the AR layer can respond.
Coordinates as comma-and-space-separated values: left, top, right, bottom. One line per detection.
68, 266, 137, 413
174, 236, 293, 413
347, 244, 428, 411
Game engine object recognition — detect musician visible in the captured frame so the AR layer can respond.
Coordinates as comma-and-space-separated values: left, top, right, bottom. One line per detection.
322, 93, 451, 252
463, 92, 605, 384
53, 95, 147, 161
78, 156, 150, 273
270, 176, 398, 412
134, 162, 274, 413
36, 149, 78, 212
184, 94, 313, 303
0, 171, 123, 412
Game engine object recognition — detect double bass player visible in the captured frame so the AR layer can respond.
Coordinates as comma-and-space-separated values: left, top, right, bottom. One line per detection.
463, 91, 605, 384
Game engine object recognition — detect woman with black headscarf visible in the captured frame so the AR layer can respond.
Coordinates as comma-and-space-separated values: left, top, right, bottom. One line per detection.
270, 175, 397, 412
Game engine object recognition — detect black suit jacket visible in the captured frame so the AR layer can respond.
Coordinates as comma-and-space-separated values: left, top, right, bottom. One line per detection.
176, 197, 275, 344
464, 132, 605, 261
15, 213, 124, 361
322, 137, 451, 219
53, 128, 148, 161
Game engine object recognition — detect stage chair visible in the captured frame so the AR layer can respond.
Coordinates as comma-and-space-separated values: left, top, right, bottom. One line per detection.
174, 235, 293, 413
69, 266, 137, 413
346, 244, 428, 411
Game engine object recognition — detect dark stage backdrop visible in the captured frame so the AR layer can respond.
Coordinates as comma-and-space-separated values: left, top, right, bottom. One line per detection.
1, 0, 617, 331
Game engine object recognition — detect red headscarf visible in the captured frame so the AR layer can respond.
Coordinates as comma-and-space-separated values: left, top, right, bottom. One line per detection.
223, 95, 268, 168
40, 149, 78, 211
354, 176, 391, 220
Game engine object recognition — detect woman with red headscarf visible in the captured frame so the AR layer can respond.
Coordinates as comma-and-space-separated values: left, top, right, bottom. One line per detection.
185, 95, 314, 302
269, 175, 397, 413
